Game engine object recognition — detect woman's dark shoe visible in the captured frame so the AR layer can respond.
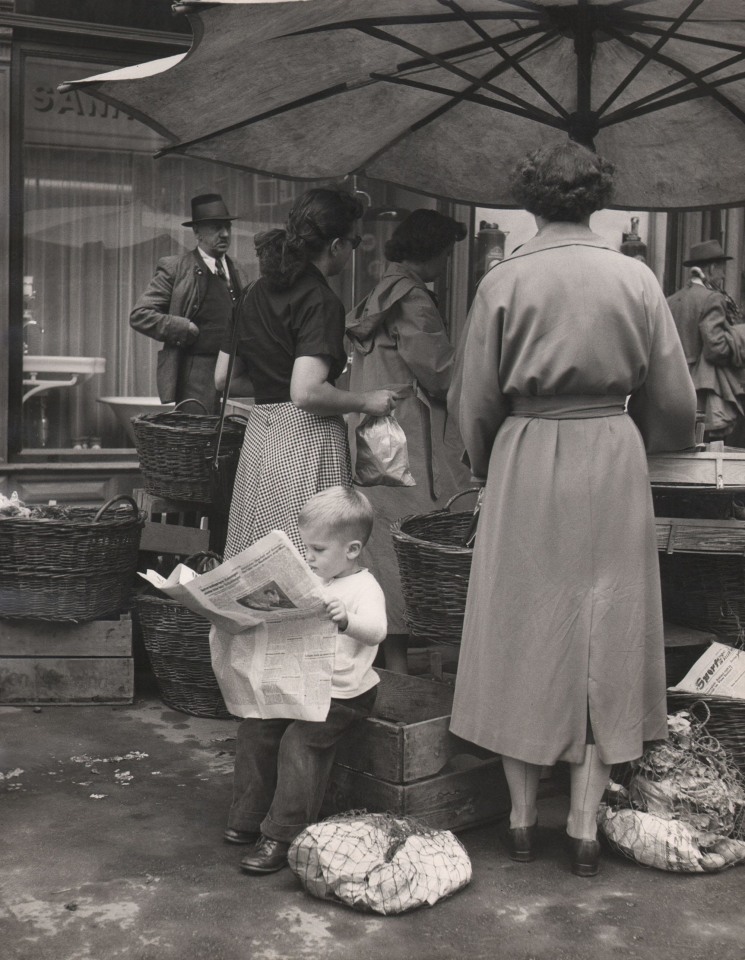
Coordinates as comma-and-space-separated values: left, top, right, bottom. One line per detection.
223, 828, 259, 845
240, 835, 290, 874
568, 837, 600, 877
507, 825, 537, 863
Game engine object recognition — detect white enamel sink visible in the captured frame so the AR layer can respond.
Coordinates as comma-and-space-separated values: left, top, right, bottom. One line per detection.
23, 355, 106, 403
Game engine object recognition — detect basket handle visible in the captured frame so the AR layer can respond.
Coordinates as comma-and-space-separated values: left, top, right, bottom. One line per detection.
173, 398, 208, 414
93, 494, 139, 522
225, 414, 249, 428
445, 487, 483, 512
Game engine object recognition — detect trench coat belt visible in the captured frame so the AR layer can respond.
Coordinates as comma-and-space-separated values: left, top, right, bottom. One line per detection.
509, 395, 627, 419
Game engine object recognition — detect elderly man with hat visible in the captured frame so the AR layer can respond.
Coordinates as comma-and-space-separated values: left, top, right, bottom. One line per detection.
667, 239, 745, 442
130, 193, 248, 414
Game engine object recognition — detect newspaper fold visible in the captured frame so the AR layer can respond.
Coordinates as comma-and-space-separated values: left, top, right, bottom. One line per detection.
668, 641, 745, 699
139, 530, 337, 720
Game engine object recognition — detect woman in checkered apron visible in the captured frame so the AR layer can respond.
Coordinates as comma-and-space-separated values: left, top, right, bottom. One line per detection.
215, 188, 397, 559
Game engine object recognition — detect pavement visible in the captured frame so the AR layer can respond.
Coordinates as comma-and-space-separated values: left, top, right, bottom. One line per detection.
2, 672, 745, 960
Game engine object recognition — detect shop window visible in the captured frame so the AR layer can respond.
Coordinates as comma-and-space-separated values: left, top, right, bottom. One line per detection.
20, 54, 306, 451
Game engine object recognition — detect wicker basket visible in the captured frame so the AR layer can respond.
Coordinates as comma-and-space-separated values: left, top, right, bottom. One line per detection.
132, 400, 246, 504
0, 495, 144, 622
391, 489, 480, 644
660, 552, 745, 649
135, 594, 232, 719
667, 693, 745, 777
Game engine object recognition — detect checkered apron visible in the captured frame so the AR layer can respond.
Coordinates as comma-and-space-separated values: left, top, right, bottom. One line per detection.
224, 403, 352, 559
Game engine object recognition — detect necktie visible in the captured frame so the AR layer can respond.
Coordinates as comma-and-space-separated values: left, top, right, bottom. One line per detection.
215, 259, 236, 300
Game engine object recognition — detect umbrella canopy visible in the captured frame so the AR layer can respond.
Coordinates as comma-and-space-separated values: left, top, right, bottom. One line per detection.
60, 0, 745, 209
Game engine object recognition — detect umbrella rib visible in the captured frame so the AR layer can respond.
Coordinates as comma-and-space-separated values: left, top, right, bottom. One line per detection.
601, 25, 745, 128
358, 23, 568, 122
600, 52, 745, 123
438, 0, 568, 118
368, 71, 565, 129
595, 0, 705, 118
628, 23, 745, 55
153, 80, 369, 157
600, 67, 745, 128
396, 23, 546, 73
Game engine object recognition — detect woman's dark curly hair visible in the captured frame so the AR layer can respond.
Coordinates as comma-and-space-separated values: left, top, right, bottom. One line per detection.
385, 209, 468, 263
255, 188, 364, 289
509, 141, 615, 222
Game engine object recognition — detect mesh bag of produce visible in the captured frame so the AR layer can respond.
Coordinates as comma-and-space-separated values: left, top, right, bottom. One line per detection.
288, 812, 472, 915
599, 711, 745, 873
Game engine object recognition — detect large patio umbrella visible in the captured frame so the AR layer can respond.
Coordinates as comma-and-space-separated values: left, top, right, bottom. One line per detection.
59, 0, 745, 209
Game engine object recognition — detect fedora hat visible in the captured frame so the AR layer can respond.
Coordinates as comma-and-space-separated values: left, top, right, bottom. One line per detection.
183, 193, 237, 226
683, 239, 732, 266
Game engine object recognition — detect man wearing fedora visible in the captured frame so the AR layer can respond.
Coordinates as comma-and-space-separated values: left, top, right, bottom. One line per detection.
130, 193, 248, 414
667, 238, 745, 442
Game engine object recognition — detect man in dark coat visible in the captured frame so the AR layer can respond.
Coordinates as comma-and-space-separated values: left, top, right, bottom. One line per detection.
130, 193, 248, 414
667, 239, 745, 441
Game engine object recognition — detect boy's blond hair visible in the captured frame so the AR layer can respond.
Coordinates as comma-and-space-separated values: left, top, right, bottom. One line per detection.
298, 485, 374, 546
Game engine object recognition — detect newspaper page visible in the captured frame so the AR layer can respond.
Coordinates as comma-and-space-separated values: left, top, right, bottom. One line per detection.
139, 530, 338, 720
668, 641, 745, 699
139, 530, 326, 634
209, 618, 337, 721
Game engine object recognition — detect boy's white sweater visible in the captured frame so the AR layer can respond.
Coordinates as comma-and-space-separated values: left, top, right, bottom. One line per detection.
323, 568, 387, 698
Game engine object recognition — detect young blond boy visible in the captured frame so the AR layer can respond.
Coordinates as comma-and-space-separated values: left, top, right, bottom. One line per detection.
224, 485, 387, 874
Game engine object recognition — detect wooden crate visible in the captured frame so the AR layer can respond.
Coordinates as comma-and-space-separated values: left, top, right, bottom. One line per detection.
323, 756, 509, 832
648, 449, 745, 489
134, 488, 210, 556
0, 614, 134, 704
334, 669, 492, 783
325, 670, 508, 830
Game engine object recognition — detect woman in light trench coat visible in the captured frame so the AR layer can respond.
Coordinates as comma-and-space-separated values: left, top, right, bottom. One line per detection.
346, 210, 472, 672
448, 142, 696, 877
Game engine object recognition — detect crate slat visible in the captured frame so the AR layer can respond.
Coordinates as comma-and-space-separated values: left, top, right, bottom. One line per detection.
648, 450, 745, 488
323, 757, 509, 832
655, 517, 745, 554
0, 656, 134, 704
0, 614, 132, 657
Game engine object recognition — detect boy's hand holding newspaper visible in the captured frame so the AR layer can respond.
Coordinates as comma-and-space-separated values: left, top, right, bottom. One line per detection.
325, 598, 348, 632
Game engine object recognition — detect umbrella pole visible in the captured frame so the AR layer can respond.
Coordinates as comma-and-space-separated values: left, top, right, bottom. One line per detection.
571, 0, 597, 150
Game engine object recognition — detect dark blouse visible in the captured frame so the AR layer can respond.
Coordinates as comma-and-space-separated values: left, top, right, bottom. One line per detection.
224, 264, 347, 404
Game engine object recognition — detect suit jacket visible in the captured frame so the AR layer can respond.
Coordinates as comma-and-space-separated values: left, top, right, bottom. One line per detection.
130, 249, 248, 402
667, 280, 745, 432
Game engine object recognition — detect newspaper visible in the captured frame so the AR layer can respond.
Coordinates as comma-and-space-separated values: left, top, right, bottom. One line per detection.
668, 641, 745, 699
139, 530, 327, 635
140, 530, 337, 720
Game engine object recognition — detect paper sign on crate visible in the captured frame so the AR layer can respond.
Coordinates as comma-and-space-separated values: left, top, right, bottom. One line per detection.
668, 642, 745, 699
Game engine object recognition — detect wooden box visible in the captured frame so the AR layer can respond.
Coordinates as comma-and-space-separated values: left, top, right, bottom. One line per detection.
323, 756, 509, 832
0, 614, 134, 704
334, 669, 491, 782
324, 669, 509, 831
648, 449, 745, 489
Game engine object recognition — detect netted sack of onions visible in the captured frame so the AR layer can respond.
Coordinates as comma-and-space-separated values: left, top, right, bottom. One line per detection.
288, 812, 472, 915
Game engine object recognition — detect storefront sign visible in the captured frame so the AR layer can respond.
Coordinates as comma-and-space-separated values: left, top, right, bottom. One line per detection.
25, 57, 163, 153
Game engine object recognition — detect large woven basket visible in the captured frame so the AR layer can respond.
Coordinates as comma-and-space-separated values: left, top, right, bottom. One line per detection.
659, 552, 745, 649
667, 693, 745, 777
391, 489, 480, 644
132, 400, 246, 504
0, 495, 144, 622
135, 594, 232, 719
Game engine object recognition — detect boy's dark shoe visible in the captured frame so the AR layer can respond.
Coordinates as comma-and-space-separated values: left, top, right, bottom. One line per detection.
223, 828, 259, 845
240, 835, 290, 874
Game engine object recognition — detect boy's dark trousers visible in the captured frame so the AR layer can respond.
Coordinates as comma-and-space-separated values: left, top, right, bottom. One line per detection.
227, 687, 377, 844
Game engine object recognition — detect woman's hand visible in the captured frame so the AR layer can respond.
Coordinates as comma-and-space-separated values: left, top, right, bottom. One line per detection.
361, 389, 397, 417
325, 598, 348, 632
